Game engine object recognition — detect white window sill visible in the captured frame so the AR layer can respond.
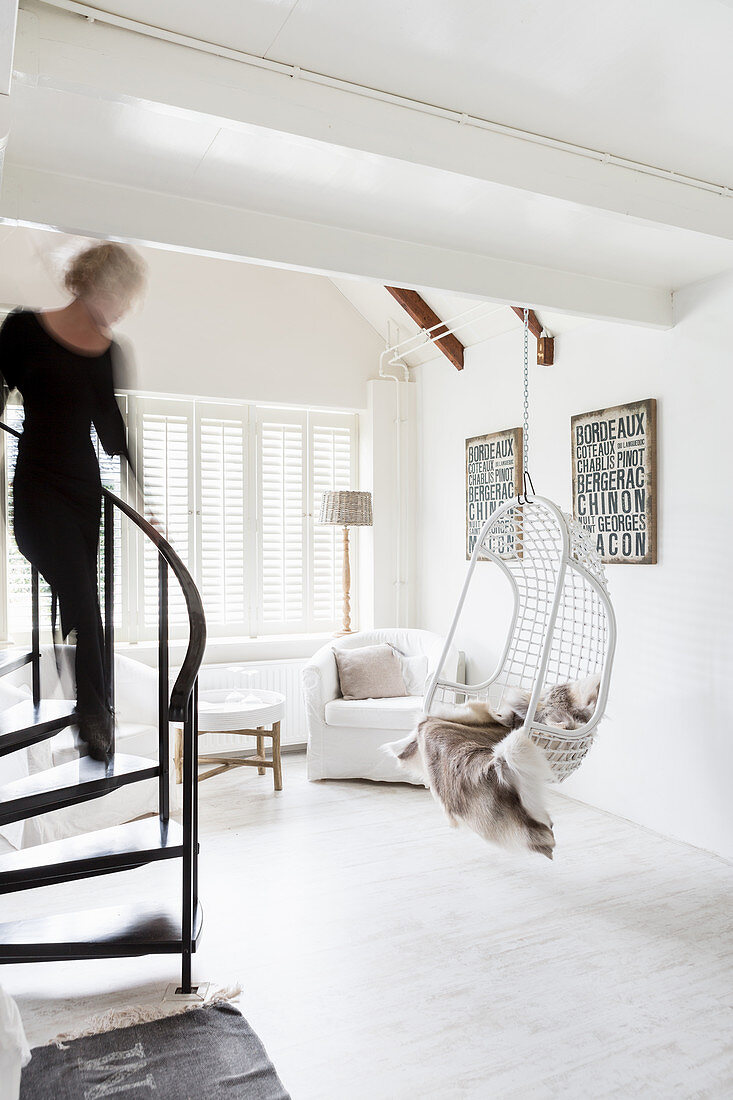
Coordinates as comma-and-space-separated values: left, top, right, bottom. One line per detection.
116, 632, 336, 667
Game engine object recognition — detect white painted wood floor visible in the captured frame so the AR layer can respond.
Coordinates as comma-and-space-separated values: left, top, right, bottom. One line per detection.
2, 753, 732, 1098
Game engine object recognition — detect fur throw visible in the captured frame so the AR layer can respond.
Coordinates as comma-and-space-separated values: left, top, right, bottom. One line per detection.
383, 675, 601, 860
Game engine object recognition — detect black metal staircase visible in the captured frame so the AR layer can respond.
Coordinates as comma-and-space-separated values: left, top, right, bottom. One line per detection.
0, 421, 206, 991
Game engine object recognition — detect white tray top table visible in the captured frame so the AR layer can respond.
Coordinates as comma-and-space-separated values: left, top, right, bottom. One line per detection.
174, 688, 285, 791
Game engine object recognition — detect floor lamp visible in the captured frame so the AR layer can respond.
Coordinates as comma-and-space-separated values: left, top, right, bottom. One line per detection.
319, 490, 373, 635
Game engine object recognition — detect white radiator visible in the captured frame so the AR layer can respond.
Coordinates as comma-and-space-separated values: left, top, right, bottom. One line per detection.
197, 659, 308, 749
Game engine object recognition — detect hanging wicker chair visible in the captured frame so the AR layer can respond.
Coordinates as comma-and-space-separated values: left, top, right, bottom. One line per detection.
424, 495, 617, 781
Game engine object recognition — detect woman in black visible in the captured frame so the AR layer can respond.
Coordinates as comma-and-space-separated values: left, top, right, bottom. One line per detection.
0, 242, 146, 760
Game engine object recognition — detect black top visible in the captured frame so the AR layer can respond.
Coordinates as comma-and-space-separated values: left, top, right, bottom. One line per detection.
0, 307, 130, 483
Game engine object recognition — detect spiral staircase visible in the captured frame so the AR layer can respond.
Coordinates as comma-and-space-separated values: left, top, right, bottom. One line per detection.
0, 420, 206, 992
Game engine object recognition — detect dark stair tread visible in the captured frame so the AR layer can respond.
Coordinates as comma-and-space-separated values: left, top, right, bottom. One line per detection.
0, 650, 33, 678
0, 818, 184, 893
0, 699, 77, 758
0, 900, 203, 961
0, 754, 160, 826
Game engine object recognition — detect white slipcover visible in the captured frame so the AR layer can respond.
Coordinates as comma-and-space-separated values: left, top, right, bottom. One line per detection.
302, 628, 461, 783
0, 983, 30, 1100
0, 646, 162, 849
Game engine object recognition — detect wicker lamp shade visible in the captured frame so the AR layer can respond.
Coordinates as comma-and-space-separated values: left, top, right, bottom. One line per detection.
319, 490, 373, 527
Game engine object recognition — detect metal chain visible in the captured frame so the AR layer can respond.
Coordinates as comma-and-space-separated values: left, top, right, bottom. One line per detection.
523, 307, 529, 476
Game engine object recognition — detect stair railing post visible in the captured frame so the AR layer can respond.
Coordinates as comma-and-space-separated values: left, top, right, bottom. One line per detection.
158, 555, 170, 825
181, 689, 195, 994
192, 676, 199, 914
30, 567, 40, 709
103, 494, 115, 753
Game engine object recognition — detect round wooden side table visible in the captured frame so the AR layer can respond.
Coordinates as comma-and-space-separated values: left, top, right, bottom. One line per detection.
174, 688, 285, 791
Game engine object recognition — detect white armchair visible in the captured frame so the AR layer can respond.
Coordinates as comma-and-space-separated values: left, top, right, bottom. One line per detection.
302, 628, 462, 783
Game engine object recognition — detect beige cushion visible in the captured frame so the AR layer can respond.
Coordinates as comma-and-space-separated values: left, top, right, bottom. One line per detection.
325, 696, 424, 730
333, 644, 407, 700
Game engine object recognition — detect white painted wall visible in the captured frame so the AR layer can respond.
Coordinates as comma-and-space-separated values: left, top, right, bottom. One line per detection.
0, 229, 383, 408
415, 273, 733, 860
123, 247, 385, 409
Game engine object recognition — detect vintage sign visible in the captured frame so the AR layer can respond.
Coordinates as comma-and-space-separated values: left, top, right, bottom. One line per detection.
571, 398, 657, 564
465, 427, 523, 559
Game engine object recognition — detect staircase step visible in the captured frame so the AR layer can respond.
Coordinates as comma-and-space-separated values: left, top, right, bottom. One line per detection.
0, 650, 32, 678
0, 818, 184, 894
0, 900, 203, 962
0, 754, 159, 826
0, 699, 77, 758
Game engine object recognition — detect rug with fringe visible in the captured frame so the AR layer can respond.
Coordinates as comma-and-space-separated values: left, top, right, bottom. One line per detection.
19, 1002, 290, 1099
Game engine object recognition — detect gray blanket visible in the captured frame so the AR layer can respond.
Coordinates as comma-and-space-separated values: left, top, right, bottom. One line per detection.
20, 1002, 290, 1099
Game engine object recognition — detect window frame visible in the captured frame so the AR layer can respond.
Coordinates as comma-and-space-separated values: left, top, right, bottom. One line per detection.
2, 389, 356, 642
2, 392, 358, 644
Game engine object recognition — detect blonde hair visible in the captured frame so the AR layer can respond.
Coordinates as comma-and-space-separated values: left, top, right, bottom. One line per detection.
64, 242, 147, 309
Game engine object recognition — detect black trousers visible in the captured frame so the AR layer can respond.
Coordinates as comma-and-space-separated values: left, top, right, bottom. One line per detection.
13, 464, 108, 720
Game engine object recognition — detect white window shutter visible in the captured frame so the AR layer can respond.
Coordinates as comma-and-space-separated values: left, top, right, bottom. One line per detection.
196, 406, 248, 633
3, 403, 53, 639
93, 425, 125, 637
310, 418, 355, 627
257, 411, 307, 631
138, 400, 194, 635
3, 401, 127, 642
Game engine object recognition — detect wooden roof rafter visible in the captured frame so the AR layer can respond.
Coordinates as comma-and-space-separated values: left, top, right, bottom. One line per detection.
385, 286, 465, 371
385, 288, 555, 370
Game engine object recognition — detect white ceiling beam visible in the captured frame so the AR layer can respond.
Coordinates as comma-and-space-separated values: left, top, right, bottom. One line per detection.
0, 165, 672, 328
0, 94, 9, 167
13, 3, 733, 242
0, 0, 19, 179
0, 0, 19, 96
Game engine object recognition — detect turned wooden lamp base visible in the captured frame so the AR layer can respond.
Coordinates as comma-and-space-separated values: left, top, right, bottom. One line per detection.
335, 524, 354, 636
318, 490, 372, 638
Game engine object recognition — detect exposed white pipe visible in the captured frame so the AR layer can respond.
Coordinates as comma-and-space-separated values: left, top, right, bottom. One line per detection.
378, 347, 408, 627
395, 300, 490, 346
377, 301, 498, 627
35, 0, 733, 200
378, 301, 493, 369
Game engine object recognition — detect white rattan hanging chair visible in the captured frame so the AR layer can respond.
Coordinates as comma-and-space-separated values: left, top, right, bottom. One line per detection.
424, 309, 616, 782
424, 495, 617, 781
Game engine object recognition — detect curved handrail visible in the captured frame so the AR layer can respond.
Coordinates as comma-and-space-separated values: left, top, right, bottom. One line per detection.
0, 419, 206, 721
104, 490, 206, 721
